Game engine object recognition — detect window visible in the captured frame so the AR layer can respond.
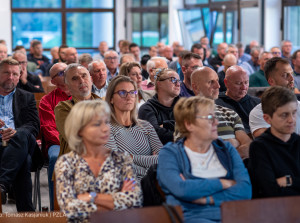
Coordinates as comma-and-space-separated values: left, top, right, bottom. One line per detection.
127, 0, 168, 49
283, 1, 300, 50
11, 0, 115, 53
180, 0, 260, 48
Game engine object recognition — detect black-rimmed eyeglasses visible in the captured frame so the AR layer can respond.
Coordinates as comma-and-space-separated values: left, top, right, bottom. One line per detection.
159, 77, 181, 85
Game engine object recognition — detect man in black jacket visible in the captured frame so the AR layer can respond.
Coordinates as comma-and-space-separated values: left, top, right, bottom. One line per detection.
13, 51, 44, 93
0, 58, 40, 211
249, 86, 300, 198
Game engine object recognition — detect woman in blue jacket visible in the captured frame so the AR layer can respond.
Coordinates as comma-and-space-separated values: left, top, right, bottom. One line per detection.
157, 96, 251, 223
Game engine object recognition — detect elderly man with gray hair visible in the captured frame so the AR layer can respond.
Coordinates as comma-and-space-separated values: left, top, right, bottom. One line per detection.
140, 56, 168, 90
88, 60, 109, 98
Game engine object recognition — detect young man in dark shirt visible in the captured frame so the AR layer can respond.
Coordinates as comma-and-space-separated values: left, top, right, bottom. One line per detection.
249, 86, 300, 198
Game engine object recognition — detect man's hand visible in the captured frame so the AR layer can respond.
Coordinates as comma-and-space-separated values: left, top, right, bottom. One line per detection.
225, 138, 240, 148
20, 69, 28, 84
237, 144, 250, 159
0, 128, 17, 142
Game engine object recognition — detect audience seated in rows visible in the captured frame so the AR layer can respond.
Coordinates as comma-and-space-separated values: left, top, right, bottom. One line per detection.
249, 57, 300, 138
39, 62, 71, 211
249, 86, 300, 198
0, 58, 40, 211
216, 65, 260, 134
105, 76, 162, 180
55, 100, 142, 222
139, 68, 180, 145
191, 67, 252, 159
157, 96, 252, 223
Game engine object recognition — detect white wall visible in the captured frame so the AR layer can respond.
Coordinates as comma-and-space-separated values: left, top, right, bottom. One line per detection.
115, 0, 126, 50
0, 0, 12, 53
168, 0, 183, 46
264, 0, 282, 50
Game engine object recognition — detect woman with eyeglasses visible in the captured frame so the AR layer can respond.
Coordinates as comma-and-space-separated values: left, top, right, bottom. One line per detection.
138, 68, 181, 145
157, 96, 251, 223
105, 75, 163, 180
55, 100, 142, 222
119, 62, 154, 108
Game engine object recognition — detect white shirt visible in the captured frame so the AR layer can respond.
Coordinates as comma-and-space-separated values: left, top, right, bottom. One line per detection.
184, 145, 227, 179
249, 102, 300, 134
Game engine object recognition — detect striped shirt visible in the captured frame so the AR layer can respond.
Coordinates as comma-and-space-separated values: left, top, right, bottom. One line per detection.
215, 105, 245, 140
0, 89, 16, 131
110, 119, 163, 180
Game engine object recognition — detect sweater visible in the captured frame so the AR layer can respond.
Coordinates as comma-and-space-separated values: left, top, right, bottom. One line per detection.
249, 128, 300, 198
138, 94, 180, 145
157, 138, 252, 222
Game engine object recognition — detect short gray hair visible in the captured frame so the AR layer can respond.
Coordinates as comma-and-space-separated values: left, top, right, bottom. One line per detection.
146, 56, 168, 73
64, 63, 90, 84
88, 60, 107, 74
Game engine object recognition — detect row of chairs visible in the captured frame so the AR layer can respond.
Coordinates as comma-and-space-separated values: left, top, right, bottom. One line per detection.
1, 192, 300, 223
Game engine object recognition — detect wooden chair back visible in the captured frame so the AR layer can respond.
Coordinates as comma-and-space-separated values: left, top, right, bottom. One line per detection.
90, 205, 183, 223
221, 196, 300, 223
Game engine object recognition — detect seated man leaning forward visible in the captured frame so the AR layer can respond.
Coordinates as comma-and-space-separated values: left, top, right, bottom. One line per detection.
0, 58, 40, 211
157, 96, 251, 223
191, 67, 252, 159
249, 86, 300, 198
54, 63, 116, 157
55, 100, 142, 222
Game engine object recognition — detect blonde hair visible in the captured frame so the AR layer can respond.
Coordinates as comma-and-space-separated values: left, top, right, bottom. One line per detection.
64, 100, 110, 155
174, 96, 214, 138
154, 68, 176, 91
105, 75, 138, 125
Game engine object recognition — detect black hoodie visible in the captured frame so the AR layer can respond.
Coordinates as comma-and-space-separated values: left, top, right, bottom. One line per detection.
138, 94, 180, 145
249, 128, 300, 198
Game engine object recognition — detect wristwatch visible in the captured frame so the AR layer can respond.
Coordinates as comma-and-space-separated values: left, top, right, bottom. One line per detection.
286, 175, 292, 186
89, 192, 97, 203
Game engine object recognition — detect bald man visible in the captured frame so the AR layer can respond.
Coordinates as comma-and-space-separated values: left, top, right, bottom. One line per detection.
216, 65, 260, 133
65, 47, 78, 64
191, 67, 252, 159
208, 42, 228, 72
39, 62, 71, 210
218, 53, 237, 92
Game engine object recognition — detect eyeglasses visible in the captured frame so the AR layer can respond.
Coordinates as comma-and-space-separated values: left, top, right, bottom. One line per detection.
105, 57, 118, 60
113, 90, 137, 98
52, 70, 64, 80
196, 114, 218, 123
159, 77, 181, 85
